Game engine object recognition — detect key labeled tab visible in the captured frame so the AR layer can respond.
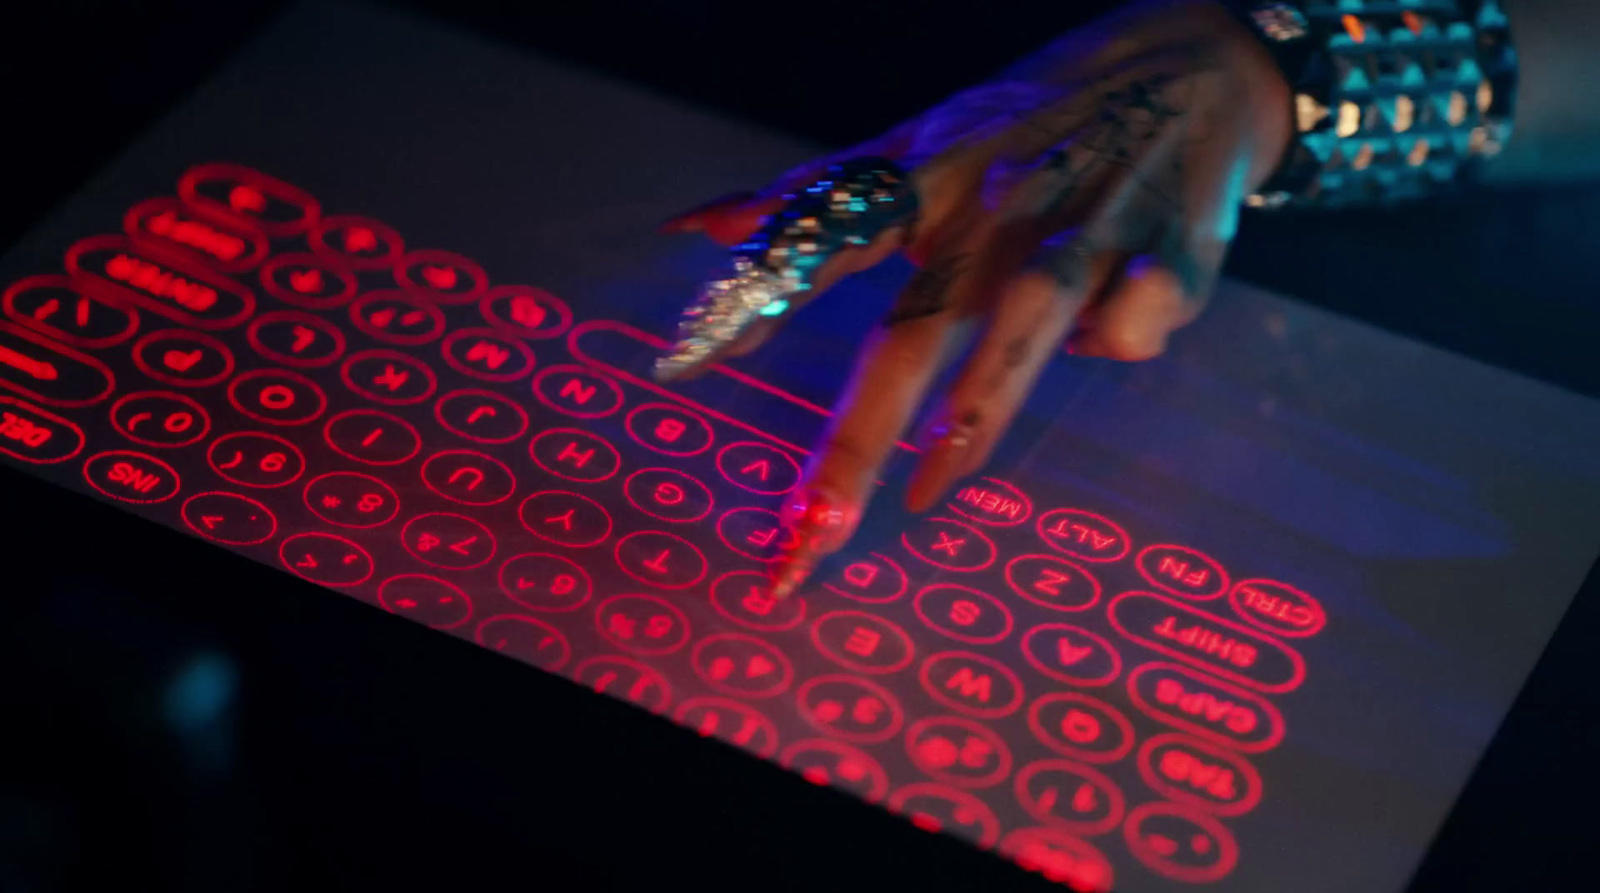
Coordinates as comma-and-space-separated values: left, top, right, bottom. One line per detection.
303, 471, 400, 529
421, 449, 516, 506
278, 532, 374, 587
67, 235, 254, 329
1137, 733, 1262, 817
111, 391, 210, 448
1035, 508, 1131, 563
715, 507, 797, 562
4, 274, 138, 349
810, 609, 914, 675
624, 401, 713, 457
715, 441, 801, 496
1005, 554, 1101, 612
341, 349, 437, 406
323, 408, 421, 466
946, 477, 1033, 526
573, 655, 671, 715
919, 651, 1024, 719
497, 552, 592, 613
181, 491, 277, 546
675, 697, 780, 758
394, 249, 487, 304
348, 290, 445, 345
0, 397, 84, 464
709, 570, 806, 632
1127, 663, 1285, 753
131, 328, 233, 388
1123, 802, 1238, 884
207, 431, 304, 489
178, 162, 321, 237
475, 615, 572, 672
913, 584, 1014, 645
782, 740, 890, 803
1136, 544, 1229, 600
442, 327, 535, 383
1021, 623, 1122, 687
401, 512, 496, 570
478, 285, 572, 340
1108, 592, 1305, 693
998, 827, 1113, 893
246, 310, 345, 368
614, 530, 707, 590
528, 428, 621, 483
125, 197, 268, 273
0, 320, 115, 407
795, 674, 903, 744
309, 215, 405, 270
1027, 693, 1136, 764
691, 632, 794, 699
518, 490, 612, 548
1013, 759, 1125, 836
83, 449, 180, 504
902, 517, 996, 572
886, 783, 1001, 848
531, 364, 623, 419
595, 594, 690, 656
623, 468, 713, 524
227, 368, 327, 426
378, 574, 472, 630
434, 388, 528, 444
905, 716, 1012, 789
819, 552, 907, 604
1229, 578, 1327, 638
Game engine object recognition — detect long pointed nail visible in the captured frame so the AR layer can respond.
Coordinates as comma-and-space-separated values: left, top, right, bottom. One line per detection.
659, 191, 758, 234
766, 487, 859, 599
905, 410, 978, 513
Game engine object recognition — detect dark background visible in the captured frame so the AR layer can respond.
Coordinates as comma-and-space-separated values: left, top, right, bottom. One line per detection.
1, 2, 1596, 891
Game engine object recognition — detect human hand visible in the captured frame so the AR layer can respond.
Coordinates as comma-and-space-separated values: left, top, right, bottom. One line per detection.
658, 0, 1292, 597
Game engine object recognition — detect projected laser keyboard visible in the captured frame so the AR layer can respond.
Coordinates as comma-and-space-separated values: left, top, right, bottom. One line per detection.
0, 162, 1332, 891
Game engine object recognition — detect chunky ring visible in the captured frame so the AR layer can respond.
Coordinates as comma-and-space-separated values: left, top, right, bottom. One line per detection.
654, 157, 919, 381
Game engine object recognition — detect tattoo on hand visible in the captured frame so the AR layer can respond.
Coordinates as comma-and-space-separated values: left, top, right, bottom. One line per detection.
884, 253, 970, 325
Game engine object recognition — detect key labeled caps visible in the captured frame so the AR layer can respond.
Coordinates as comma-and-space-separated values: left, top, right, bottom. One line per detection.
1035, 508, 1131, 563
518, 490, 612, 548
309, 215, 405, 270
675, 697, 780, 758
624, 401, 713, 457
228, 368, 327, 426
441, 327, 534, 382
918, 651, 1024, 719
497, 552, 592, 613
421, 449, 516, 506
401, 512, 496, 570
691, 633, 793, 699
475, 615, 572, 672
378, 573, 473, 630
795, 674, 903, 744
1126, 663, 1285, 754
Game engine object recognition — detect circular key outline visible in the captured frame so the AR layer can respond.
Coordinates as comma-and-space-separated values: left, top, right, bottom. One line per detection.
809, 609, 916, 675
918, 650, 1026, 720
820, 551, 909, 604
303, 470, 401, 529
781, 739, 891, 804
673, 696, 782, 758
181, 491, 278, 546
1026, 692, 1137, 765
886, 782, 1002, 848
322, 408, 422, 467
440, 326, 536, 383
572, 655, 672, 715
497, 551, 593, 613
377, 573, 473, 631
944, 476, 1034, 527
997, 826, 1115, 893
1125, 662, 1286, 754
347, 290, 447, 346
594, 593, 691, 657
794, 673, 905, 744
714, 440, 802, 496
1004, 553, 1103, 613
206, 430, 306, 489
177, 162, 322, 237
530, 363, 624, 420
124, 197, 271, 274
528, 427, 622, 484
478, 284, 573, 340
912, 582, 1015, 645
245, 309, 347, 369
82, 449, 181, 504
612, 529, 708, 590
65, 234, 257, 331
1020, 622, 1123, 688
1227, 577, 1328, 638
714, 506, 795, 563
517, 489, 613, 548
433, 388, 529, 445
623, 401, 714, 457
308, 214, 406, 271
622, 467, 714, 524
340, 348, 439, 407
110, 390, 211, 449
901, 516, 997, 573
0, 396, 84, 465
131, 328, 234, 389
708, 569, 807, 632
904, 716, 1013, 789
1136, 733, 1264, 817
227, 367, 328, 426
278, 532, 375, 587
690, 632, 795, 700
393, 249, 489, 305
475, 614, 573, 672
1122, 801, 1239, 885
3, 273, 140, 350
400, 511, 497, 571
1134, 543, 1231, 601
259, 251, 358, 310
1035, 507, 1132, 563
420, 448, 517, 506
1012, 758, 1127, 837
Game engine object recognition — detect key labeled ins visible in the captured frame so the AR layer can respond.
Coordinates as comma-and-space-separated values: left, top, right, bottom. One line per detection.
83, 449, 180, 504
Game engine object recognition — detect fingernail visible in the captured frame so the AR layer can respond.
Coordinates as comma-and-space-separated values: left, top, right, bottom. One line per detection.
905, 411, 978, 513
767, 487, 859, 599
659, 191, 757, 234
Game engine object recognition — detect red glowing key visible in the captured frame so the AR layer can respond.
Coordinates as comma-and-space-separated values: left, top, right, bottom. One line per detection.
917, 651, 1025, 719
904, 716, 1012, 789
420, 449, 517, 506
0, 321, 116, 408
401, 512, 497, 570
622, 467, 714, 524
690, 633, 794, 699
594, 594, 690, 656
442, 327, 535, 383
1026, 692, 1136, 764
624, 401, 714, 457
125, 197, 269, 274
227, 368, 327, 426
349, 290, 446, 345
1136, 543, 1230, 600
781, 740, 890, 803
1123, 802, 1239, 884
475, 615, 572, 672
1020, 622, 1122, 688
323, 408, 421, 466
901, 517, 996, 572
340, 349, 437, 406
478, 284, 572, 340
1004, 554, 1101, 612
517, 490, 612, 548
819, 552, 908, 604
885, 783, 1001, 848
246, 310, 346, 369
177, 162, 321, 236
67, 235, 255, 330
303, 471, 400, 529
4, 274, 139, 350
0, 396, 85, 465
795, 674, 903, 744
1108, 591, 1306, 693
675, 697, 780, 758
945, 477, 1033, 526
434, 388, 529, 445
82, 449, 180, 504
1013, 759, 1125, 836
309, 215, 405, 270
259, 252, 358, 310
1137, 733, 1263, 817
529, 428, 621, 483
810, 610, 914, 675
497, 552, 593, 614
613, 530, 707, 590
1229, 577, 1328, 638
531, 363, 624, 419
1125, 662, 1285, 754
715, 440, 801, 496
393, 249, 488, 304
